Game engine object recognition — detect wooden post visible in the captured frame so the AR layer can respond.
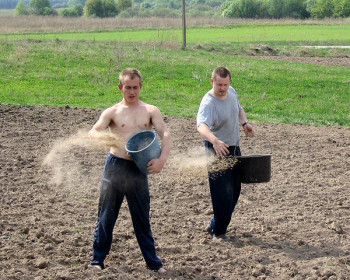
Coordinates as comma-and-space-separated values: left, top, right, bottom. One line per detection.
182, 0, 186, 49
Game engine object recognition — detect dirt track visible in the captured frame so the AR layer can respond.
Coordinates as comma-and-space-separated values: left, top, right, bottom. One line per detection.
252, 56, 350, 67
0, 104, 349, 280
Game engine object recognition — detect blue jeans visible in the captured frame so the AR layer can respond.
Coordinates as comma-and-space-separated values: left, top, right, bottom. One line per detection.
205, 141, 241, 236
91, 153, 163, 270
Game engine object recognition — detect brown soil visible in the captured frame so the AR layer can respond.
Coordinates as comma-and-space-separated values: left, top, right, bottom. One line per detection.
1, 104, 349, 280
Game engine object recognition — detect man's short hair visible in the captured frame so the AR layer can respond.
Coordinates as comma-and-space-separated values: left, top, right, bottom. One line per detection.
212, 67, 231, 81
119, 68, 143, 85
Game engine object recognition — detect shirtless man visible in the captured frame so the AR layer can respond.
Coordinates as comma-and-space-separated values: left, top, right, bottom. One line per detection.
89, 68, 171, 273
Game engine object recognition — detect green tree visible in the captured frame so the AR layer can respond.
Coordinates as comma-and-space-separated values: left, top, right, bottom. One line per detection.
221, 0, 241, 17
117, 0, 132, 10
309, 0, 333, 18
282, 0, 309, 18
15, 0, 29, 15
43, 6, 55, 15
29, 0, 53, 15
60, 4, 84, 16
239, 0, 261, 18
85, 0, 105, 16
118, 6, 140, 17
268, 0, 284, 18
258, 0, 270, 17
73, 3, 84, 15
332, 0, 350, 17
104, 0, 119, 16
85, 0, 119, 17
221, 0, 262, 18
140, 1, 152, 9
305, 0, 317, 13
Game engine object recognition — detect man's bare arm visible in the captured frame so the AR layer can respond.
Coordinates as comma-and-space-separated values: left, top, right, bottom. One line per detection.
89, 108, 113, 134
147, 106, 172, 173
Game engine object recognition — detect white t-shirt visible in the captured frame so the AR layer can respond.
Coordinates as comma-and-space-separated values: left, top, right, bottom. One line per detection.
197, 86, 243, 146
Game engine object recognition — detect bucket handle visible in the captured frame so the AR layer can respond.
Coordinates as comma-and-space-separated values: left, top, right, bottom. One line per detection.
236, 134, 273, 155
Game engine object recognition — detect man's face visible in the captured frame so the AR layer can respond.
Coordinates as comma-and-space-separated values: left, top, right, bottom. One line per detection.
118, 77, 142, 104
211, 76, 230, 99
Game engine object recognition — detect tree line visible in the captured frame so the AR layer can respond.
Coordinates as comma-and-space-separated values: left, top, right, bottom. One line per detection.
9, 0, 350, 19
221, 0, 350, 19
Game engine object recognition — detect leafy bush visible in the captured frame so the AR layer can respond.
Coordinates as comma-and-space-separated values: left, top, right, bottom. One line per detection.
85, 0, 104, 17
42, 6, 54, 15
222, 0, 264, 18
332, 0, 350, 17
29, 0, 53, 15
269, 0, 308, 19
117, 0, 132, 10
104, 0, 119, 16
60, 4, 84, 16
308, 0, 350, 18
84, 0, 119, 17
15, 0, 29, 15
118, 6, 140, 17
308, 0, 333, 18
221, 0, 349, 18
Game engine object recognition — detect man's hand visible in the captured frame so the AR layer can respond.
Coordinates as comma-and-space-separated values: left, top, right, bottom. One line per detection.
243, 123, 255, 137
147, 158, 165, 174
212, 138, 229, 157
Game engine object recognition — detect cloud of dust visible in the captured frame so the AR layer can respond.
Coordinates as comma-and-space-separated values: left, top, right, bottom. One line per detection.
166, 147, 238, 184
43, 130, 238, 190
166, 147, 238, 185
168, 147, 209, 180
42, 129, 125, 189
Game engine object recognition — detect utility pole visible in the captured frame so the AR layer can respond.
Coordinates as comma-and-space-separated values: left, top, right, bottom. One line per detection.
182, 0, 186, 49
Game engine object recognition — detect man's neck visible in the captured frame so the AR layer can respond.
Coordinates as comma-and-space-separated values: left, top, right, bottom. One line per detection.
122, 99, 141, 107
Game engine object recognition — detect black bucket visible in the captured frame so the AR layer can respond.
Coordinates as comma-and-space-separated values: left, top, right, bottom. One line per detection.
236, 135, 272, 184
236, 154, 272, 183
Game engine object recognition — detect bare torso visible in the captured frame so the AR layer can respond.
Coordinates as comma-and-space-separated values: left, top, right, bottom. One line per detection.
108, 101, 154, 160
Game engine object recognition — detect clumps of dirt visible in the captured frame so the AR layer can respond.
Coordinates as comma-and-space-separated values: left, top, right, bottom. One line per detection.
1, 105, 349, 280
250, 44, 279, 55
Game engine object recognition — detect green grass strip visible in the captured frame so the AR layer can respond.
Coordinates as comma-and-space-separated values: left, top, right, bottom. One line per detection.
1, 24, 350, 45
0, 40, 349, 126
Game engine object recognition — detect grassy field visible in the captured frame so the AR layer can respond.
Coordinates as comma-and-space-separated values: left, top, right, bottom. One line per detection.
1, 18, 349, 126
2, 24, 350, 46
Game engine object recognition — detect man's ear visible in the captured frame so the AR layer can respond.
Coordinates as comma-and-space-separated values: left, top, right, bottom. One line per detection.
210, 78, 214, 86
118, 83, 123, 90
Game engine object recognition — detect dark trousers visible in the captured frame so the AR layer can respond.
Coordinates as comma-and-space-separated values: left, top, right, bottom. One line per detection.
205, 141, 242, 236
91, 153, 163, 270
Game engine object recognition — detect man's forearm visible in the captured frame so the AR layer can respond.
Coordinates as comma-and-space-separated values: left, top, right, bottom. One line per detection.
239, 109, 249, 126
197, 123, 217, 144
159, 131, 172, 163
